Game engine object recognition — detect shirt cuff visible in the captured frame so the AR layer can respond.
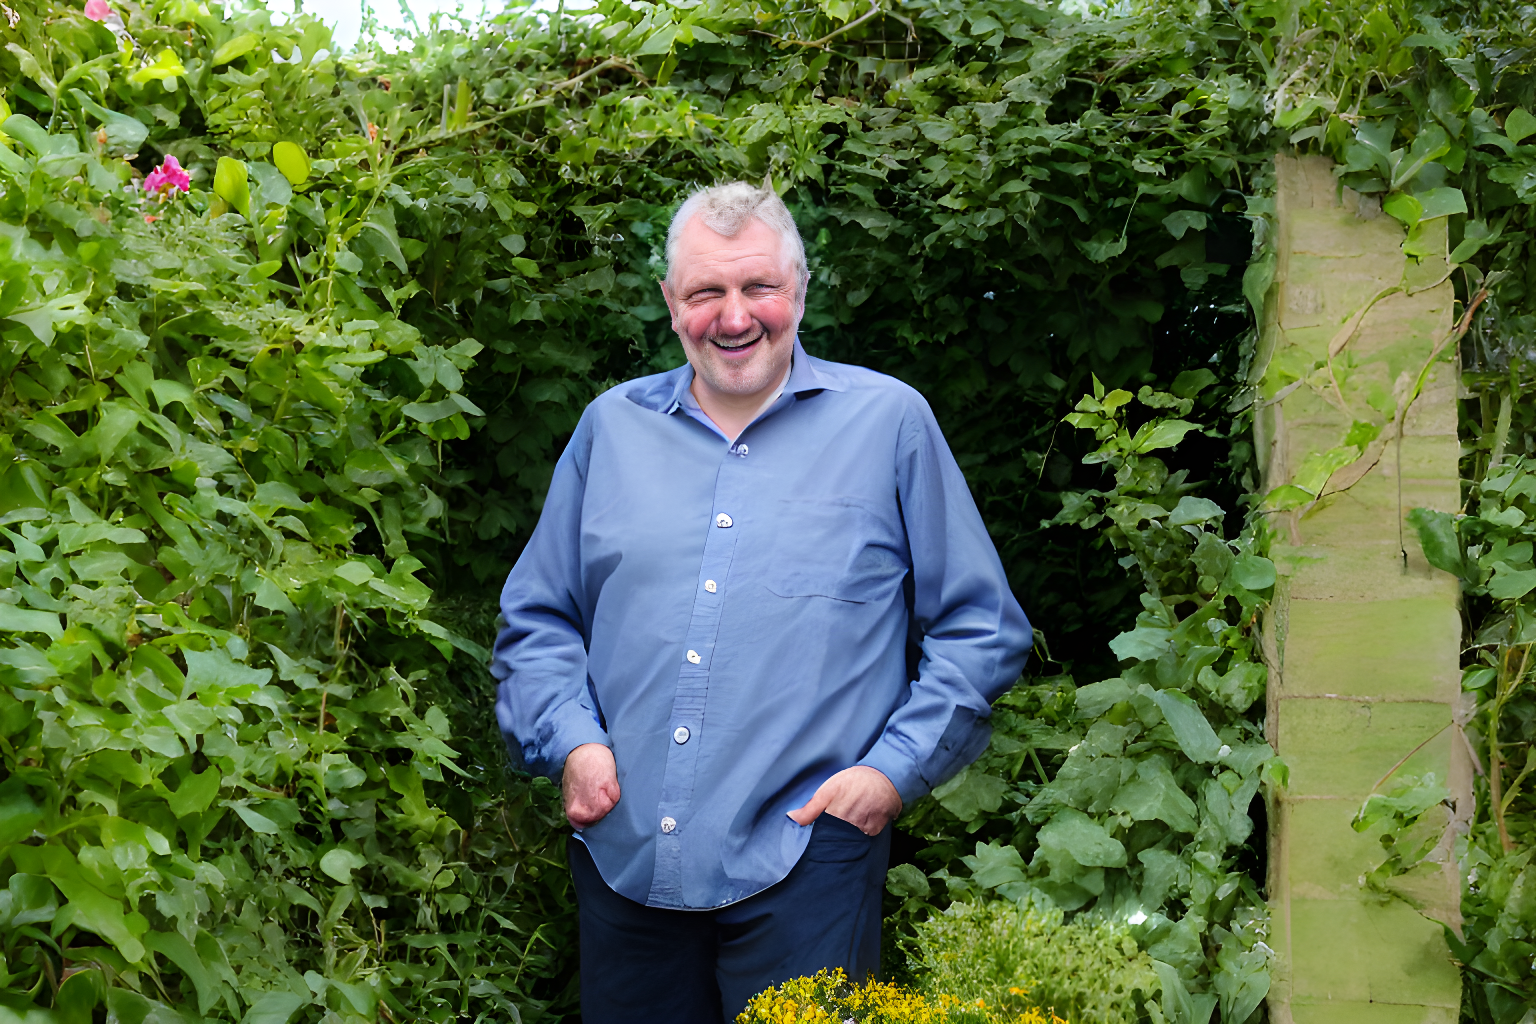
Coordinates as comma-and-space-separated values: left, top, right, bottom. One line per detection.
545, 704, 612, 781
857, 742, 928, 809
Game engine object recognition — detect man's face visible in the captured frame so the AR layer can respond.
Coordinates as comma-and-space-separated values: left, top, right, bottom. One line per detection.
661, 215, 804, 400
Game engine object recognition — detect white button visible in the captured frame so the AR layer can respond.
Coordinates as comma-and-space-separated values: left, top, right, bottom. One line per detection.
737, 444, 748, 456
673, 726, 691, 744
660, 817, 677, 834
715, 513, 733, 528
704, 580, 717, 593
687, 649, 701, 664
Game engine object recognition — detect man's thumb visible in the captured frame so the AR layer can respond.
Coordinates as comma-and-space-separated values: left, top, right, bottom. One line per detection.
786, 788, 829, 826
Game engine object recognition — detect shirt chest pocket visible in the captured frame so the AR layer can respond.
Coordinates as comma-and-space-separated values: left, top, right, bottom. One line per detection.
754, 498, 907, 604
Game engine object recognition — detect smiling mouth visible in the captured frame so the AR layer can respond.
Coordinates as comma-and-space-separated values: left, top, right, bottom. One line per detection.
710, 331, 763, 352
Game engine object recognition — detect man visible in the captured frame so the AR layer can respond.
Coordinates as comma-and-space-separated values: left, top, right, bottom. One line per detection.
491, 181, 1032, 1022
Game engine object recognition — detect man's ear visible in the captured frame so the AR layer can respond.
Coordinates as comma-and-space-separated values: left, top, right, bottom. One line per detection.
660, 278, 681, 332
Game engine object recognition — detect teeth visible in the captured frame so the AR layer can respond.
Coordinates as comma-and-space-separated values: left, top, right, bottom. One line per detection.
712, 334, 760, 350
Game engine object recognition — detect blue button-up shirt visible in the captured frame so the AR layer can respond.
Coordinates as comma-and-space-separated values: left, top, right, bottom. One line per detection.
491, 338, 1032, 910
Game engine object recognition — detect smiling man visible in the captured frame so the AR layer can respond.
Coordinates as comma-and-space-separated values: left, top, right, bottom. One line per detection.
491, 182, 1033, 1022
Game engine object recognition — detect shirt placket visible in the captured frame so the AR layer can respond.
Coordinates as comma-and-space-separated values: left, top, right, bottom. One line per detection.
648, 445, 749, 907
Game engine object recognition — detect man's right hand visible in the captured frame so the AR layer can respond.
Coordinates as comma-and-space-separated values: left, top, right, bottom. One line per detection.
563, 743, 621, 830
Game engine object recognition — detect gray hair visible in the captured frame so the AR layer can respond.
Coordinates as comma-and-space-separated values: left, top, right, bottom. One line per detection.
664, 181, 808, 293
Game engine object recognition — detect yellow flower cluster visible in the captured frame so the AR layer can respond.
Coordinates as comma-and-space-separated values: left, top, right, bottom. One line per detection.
737, 970, 1072, 1024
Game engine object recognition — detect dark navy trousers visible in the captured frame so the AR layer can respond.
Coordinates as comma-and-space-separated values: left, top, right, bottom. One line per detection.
569, 813, 891, 1023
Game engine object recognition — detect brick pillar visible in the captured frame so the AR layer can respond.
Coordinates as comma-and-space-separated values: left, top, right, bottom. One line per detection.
1258, 154, 1466, 1024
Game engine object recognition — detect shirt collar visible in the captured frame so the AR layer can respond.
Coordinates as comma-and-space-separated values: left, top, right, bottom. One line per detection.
660, 335, 842, 415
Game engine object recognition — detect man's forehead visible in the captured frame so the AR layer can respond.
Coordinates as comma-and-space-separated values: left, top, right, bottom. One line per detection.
673, 216, 785, 269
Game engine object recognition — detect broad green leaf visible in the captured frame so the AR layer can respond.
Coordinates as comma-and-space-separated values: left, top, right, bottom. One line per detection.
932, 768, 1008, 821
1036, 808, 1127, 869
319, 848, 367, 884
885, 863, 930, 902
1506, 107, 1536, 145
1383, 191, 1423, 230
1162, 210, 1206, 240
68, 89, 147, 153
1150, 690, 1222, 763
1415, 187, 1466, 220
1170, 368, 1217, 398
1450, 218, 1501, 263
144, 931, 226, 1016
213, 157, 251, 219
1228, 554, 1276, 591
636, 23, 680, 55
127, 49, 186, 85
1167, 496, 1223, 527
1406, 507, 1463, 576
240, 991, 308, 1024
1489, 564, 1536, 601
272, 141, 310, 185
230, 803, 280, 835
1110, 759, 1198, 832
0, 785, 41, 845
1129, 419, 1199, 453
0, 606, 63, 640
50, 874, 145, 963
211, 33, 260, 66
961, 841, 1027, 888
167, 768, 221, 818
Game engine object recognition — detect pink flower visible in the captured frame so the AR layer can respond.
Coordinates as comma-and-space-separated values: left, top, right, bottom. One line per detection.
84, 0, 111, 21
143, 155, 190, 198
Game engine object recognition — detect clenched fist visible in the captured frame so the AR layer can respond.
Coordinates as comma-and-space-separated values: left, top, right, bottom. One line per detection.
563, 743, 621, 830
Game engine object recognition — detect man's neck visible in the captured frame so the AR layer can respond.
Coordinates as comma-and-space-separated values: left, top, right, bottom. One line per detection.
690, 360, 792, 443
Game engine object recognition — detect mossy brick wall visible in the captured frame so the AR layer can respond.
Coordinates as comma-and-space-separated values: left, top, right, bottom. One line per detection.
1257, 155, 1468, 1024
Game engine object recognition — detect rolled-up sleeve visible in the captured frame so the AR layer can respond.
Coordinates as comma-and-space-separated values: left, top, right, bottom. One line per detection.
491, 414, 610, 779
856, 396, 1034, 806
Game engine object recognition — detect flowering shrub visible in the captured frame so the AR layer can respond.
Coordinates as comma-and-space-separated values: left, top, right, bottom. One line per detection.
738, 969, 1071, 1024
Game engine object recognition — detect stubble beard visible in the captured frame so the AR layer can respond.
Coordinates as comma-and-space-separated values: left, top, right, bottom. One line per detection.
694, 327, 789, 398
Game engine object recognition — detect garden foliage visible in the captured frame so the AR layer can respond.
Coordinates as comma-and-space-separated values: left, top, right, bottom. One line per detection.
908, 900, 1156, 1024
0, 0, 1299, 1018
889, 381, 1278, 1024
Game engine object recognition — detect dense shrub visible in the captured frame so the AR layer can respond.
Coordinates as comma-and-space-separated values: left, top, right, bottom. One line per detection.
910, 901, 1155, 1024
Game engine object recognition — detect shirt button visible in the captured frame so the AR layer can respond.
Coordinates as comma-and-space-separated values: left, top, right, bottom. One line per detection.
687, 649, 701, 664
737, 444, 749, 456
715, 512, 733, 528
660, 816, 677, 834
704, 580, 717, 593
673, 726, 691, 744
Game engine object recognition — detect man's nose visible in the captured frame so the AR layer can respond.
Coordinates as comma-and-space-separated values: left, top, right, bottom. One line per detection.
718, 289, 753, 335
